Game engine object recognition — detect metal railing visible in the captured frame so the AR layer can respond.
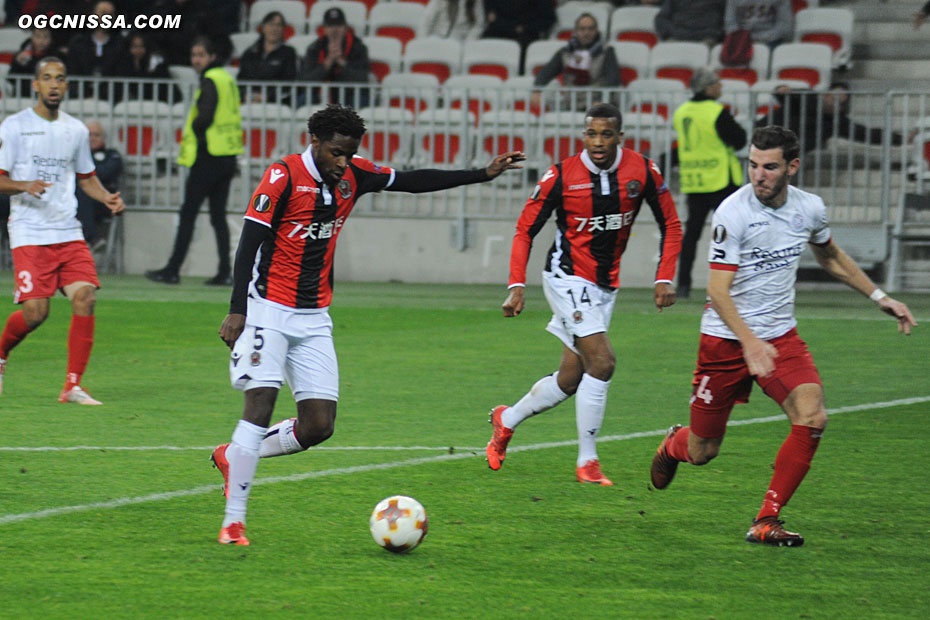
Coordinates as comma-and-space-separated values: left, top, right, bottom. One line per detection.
3, 76, 928, 238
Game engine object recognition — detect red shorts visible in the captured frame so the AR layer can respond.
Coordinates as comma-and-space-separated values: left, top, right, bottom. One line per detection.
12, 241, 99, 303
689, 328, 821, 438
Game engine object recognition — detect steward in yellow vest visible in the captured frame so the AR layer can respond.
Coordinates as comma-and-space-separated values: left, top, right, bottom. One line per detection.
671, 68, 747, 298
178, 66, 243, 166
147, 36, 243, 287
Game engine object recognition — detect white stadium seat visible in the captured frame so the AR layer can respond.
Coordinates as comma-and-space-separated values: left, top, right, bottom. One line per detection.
770, 42, 832, 91
649, 41, 710, 88
710, 42, 771, 87
462, 38, 521, 81
794, 7, 855, 68
608, 6, 660, 47
404, 36, 462, 84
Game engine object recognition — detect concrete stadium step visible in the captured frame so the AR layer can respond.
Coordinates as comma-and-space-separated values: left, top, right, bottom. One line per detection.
849, 59, 930, 81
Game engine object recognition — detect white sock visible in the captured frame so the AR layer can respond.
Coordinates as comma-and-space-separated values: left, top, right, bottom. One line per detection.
259, 417, 305, 457
501, 372, 569, 429
223, 419, 266, 528
575, 373, 610, 467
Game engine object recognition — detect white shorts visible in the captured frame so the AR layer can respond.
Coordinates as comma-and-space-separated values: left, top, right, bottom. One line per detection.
541, 271, 617, 354
229, 301, 339, 402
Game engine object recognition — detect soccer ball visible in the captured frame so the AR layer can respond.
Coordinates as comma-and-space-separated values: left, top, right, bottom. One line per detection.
369, 495, 428, 553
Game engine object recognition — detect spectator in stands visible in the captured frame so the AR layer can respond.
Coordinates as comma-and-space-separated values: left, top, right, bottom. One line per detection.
655, 0, 726, 44
531, 13, 620, 110
420, 0, 485, 40
724, 0, 793, 47
482, 0, 556, 73
762, 82, 907, 154
298, 7, 370, 108
672, 68, 746, 300
76, 121, 123, 252
146, 35, 243, 286
914, 1, 930, 28
238, 10, 298, 104
113, 31, 176, 102
66, 0, 124, 98
8, 27, 62, 98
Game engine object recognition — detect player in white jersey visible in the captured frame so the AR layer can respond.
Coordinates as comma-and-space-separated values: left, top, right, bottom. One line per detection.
649, 126, 916, 547
0, 57, 125, 404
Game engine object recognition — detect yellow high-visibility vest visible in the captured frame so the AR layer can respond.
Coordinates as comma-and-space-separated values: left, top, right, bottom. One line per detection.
178, 67, 243, 166
673, 99, 742, 193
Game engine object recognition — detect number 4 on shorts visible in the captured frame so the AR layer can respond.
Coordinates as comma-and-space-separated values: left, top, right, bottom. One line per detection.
693, 376, 713, 405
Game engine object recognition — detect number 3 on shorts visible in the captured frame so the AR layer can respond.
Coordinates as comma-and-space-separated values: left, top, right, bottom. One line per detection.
694, 375, 713, 405
17, 270, 33, 294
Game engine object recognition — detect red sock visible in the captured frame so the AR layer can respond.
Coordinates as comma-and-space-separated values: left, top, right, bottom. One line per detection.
0, 310, 33, 359
666, 426, 692, 463
65, 315, 95, 389
756, 425, 824, 521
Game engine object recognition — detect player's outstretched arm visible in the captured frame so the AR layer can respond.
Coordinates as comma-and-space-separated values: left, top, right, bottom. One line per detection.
876, 295, 918, 335
502, 285, 525, 317
811, 240, 918, 335
388, 151, 525, 194
484, 151, 526, 179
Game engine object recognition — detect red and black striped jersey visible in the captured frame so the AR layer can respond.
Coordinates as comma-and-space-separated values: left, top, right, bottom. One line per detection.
509, 148, 682, 290
243, 152, 395, 308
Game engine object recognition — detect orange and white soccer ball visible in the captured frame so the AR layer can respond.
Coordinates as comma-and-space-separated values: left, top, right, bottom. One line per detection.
369, 495, 428, 553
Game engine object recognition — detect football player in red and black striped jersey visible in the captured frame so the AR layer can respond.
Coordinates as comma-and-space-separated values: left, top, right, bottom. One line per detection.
210, 104, 524, 545
485, 103, 682, 486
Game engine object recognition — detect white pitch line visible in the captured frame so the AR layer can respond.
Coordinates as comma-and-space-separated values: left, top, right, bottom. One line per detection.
0, 445, 486, 452
1, 395, 928, 526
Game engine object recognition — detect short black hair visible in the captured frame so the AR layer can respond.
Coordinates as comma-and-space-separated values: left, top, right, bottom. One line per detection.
752, 125, 800, 163
191, 34, 216, 56
34, 56, 65, 78
584, 102, 622, 130
307, 104, 366, 142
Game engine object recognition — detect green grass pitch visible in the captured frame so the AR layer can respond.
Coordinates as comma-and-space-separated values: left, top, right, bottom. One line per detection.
0, 276, 928, 619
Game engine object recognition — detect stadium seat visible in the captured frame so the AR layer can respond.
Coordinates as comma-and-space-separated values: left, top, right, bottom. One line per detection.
366, 35, 403, 82
709, 42, 771, 87
609, 41, 650, 86
308, 0, 367, 37
404, 37, 462, 84
239, 102, 293, 159
717, 79, 754, 120
553, 1, 610, 41
286, 34, 315, 58
0, 27, 29, 64
649, 41, 710, 87
770, 42, 832, 91
791, 0, 819, 13
230, 32, 257, 64
248, 0, 307, 37
357, 106, 414, 165
794, 8, 855, 68
368, 2, 423, 51
414, 108, 476, 167
462, 38, 521, 81
540, 111, 585, 163
524, 40, 564, 80
477, 109, 539, 165
113, 101, 175, 177
381, 72, 440, 115
608, 6, 660, 47
442, 74, 504, 122
623, 77, 688, 120
500, 76, 543, 115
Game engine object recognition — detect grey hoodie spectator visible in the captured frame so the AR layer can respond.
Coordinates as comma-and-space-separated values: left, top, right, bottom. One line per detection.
724, 0, 793, 46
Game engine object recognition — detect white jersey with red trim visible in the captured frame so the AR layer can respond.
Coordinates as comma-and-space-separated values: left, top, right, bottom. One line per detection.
0, 108, 95, 248
701, 183, 831, 340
